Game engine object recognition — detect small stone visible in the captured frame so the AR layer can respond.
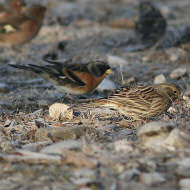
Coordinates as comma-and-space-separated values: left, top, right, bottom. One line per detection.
35, 120, 51, 128
183, 95, 190, 101
107, 54, 128, 66
177, 158, 190, 177
22, 141, 53, 151
114, 139, 133, 152
168, 106, 178, 114
166, 48, 186, 61
73, 168, 95, 179
170, 67, 188, 79
97, 124, 117, 133
116, 129, 132, 139
73, 178, 96, 187
119, 168, 140, 180
35, 126, 87, 141
4, 120, 11, 127
183, 96, 190, 108
179, 178, 190, 190
138, 122, 190, 151
137, 122, 176, 151
137, 121, 175, 141
140, 172, 166, 185
96, 79, 117, 92
41, 140, 82, 154
49, 103, 73, 120
0, 138, 15, 152
154, 74, 166, 84
164, 129, 190, 149
0, 83, 9, 93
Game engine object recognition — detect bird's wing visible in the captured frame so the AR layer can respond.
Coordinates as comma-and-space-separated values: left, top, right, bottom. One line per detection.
9, 62, 86, 87
0, 24, 19, 33
43, 59, 86, 86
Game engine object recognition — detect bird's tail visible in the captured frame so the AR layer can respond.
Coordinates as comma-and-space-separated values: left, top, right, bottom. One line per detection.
9, 64, 45, 74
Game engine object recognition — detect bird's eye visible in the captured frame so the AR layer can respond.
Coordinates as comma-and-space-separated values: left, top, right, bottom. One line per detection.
173, 90, 177, 93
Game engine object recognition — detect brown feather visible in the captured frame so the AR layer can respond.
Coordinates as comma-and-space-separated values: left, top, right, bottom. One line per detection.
80, 83, 181, 120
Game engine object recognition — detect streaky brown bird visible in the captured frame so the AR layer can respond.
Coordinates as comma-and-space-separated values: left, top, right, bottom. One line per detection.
0, 4, 46, 46
9, 60, 114, 95
81, 83, 181, 120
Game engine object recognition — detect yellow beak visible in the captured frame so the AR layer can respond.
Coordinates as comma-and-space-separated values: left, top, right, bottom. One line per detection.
106, 69, 114, 75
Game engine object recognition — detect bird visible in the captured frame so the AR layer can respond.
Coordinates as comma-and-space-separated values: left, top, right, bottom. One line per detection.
9, 60, 114, 95
81, 83, 181, 120
0, 0, 26, 24
135, 1, 167, 45
0, 4, 46, 46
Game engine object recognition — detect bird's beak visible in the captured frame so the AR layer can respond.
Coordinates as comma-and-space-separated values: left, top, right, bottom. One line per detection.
106, 69, 114, 75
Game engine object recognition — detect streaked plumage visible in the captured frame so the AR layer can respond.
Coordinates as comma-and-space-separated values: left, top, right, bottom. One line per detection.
9, 60, 113, 95
135, 1, 167, 44
83, 83, 181, 120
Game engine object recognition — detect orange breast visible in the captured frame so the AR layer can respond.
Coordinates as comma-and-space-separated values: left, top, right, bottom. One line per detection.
74, 71, 106, 93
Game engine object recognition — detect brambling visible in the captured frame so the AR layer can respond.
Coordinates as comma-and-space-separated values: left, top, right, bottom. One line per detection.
0, 0, 26, 23
83, 83, 181, 120
0, 4, 46, 46
135, 1, 167, 44
9, 60, 114, 95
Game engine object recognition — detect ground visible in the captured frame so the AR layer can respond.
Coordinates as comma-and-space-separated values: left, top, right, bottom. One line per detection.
0, 0, 190, 189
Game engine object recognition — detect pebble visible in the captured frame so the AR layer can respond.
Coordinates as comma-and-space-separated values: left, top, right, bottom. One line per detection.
97, 124, 117, 133
183, 95, 190, 108
177, 158, 190, 177
0, 138, 15, 152
0, 83, 9, 93
137, 121, 175, 140
116, 129, 132, 139
119, 168, 140, 180
114, 139, 133, 152
4, 120, 12, 127
73, 168, 95, 179
164, 129, 190, 149
107, 54, 128, 67
168, 106, 178, 114
22, 141, 53, 151
170, 67, 188, 79
179, 178, 190, 190
35, 120, 51, 128
49, 103, 73, 120
96, 78, 117, 92
73, 178, 96, 187
138, 122, 190, 151
154, 74, 166, 84
139, 172, 166, 185
167, 48, 186, 61
41, 140, 82, 154
35, 126, 87, 141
